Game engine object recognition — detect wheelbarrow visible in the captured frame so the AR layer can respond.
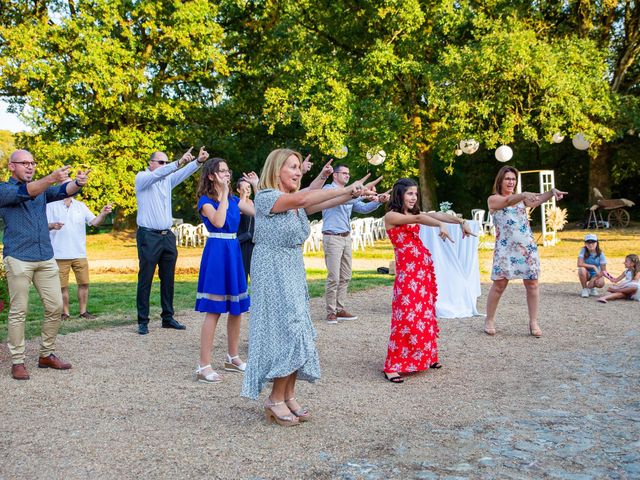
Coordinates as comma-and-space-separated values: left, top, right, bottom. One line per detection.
591, 188, 635, 228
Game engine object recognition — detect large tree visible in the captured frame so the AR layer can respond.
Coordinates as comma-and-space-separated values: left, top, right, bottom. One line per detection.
223, 0, 623, 209
0, 0, 227, 216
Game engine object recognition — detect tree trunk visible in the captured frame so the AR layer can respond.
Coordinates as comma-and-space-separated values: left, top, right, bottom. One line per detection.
588, 144, 612, 203
417, 149, 438, 211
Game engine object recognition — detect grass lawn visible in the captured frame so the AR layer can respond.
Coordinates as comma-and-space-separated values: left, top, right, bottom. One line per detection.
0, 269, 395, 341
1, 224, 637, 341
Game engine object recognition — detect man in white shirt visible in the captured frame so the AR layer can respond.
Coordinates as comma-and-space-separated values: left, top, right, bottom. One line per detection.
135, 147, 208, 335
47, 198, 113, 320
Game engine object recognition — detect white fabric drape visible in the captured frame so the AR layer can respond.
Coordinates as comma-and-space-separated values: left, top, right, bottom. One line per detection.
419, 221, 482, 318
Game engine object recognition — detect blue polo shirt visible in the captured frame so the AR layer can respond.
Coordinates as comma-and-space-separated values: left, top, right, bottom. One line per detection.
0, 177, 71, 261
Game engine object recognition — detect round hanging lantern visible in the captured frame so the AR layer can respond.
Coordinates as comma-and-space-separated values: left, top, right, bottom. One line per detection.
334, 145, 348, 158
367, 149, 386, 165
459, 139, 479, 154
495, 145, 513, 162
572, 133, 590, 151
454, 149, 463, 157
552, 133, 565, 143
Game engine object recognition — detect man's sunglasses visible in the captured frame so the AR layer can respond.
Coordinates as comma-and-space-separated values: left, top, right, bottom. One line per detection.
152, 160, 168, 165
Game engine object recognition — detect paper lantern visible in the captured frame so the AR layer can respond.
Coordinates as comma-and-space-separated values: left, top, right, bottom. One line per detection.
459, 139, 479, 154
454, 149, 463, 157
367, 149, 386, 165
495, 145, 513, 162
552, 133, 565, 143
572, 133, 590, 151
334, 145, 348, 158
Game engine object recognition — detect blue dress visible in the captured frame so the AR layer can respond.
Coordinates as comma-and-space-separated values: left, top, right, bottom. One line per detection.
195, 195, 250, 315
241, 189, 320, 400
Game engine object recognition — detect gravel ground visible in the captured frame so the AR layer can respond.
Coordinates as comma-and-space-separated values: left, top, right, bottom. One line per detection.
1, 258, 639, 480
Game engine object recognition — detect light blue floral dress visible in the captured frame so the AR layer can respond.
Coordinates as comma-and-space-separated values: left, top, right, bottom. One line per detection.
241, 189, 320, 400
491, 201, 540, 280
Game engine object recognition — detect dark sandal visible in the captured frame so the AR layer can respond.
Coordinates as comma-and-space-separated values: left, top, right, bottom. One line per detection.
383, 372, 404, 383
430, 362, 443, 369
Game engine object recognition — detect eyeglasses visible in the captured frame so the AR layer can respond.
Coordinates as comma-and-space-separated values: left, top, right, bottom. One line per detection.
11, 161, 37, 167
218, 169, 233, 175
334, 171, 350, 176
152, 160, 168, 165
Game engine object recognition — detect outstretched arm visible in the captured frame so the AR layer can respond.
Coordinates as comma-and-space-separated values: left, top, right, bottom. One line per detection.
384, 211, 454, 242
524, 188, 568, 209
90, 203, 114, 227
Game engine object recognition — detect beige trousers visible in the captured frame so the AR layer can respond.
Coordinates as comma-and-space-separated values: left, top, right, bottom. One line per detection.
323, 234, 352, 315
4, 256, 63, 364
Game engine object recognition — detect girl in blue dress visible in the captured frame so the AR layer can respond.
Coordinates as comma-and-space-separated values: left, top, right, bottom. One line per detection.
195, 158, 257, 383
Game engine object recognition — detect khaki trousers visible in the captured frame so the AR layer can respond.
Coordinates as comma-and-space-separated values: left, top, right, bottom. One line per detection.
323, 234, 352, 315
4, 256, 63, 364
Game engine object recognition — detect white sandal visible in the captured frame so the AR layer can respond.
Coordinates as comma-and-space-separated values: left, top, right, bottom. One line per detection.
224, 354, 246, 372
195, 364, 222, 383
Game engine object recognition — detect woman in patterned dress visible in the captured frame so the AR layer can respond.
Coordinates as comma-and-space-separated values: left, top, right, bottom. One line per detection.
484, 166, 567, 338
242, 148, 379, 426
383, 178, 473, 383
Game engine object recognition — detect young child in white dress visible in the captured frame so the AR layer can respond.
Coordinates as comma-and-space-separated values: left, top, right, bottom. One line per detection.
598, 254, 640, 303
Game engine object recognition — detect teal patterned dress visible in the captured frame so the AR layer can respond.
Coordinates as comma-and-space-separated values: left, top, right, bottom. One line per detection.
491, 201, 540, 280
241, 189, 320, 400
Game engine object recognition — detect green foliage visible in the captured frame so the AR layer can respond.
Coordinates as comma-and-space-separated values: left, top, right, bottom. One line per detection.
0, 130, 14, 166
0, 0, 228, 216
1, 0, 639, 214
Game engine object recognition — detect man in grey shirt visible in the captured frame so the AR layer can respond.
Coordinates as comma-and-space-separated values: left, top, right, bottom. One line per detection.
321, 164, 389, 324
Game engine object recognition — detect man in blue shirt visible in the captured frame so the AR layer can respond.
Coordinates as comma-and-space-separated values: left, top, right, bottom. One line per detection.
321, 164, 389, 324
0, 149, 88, 380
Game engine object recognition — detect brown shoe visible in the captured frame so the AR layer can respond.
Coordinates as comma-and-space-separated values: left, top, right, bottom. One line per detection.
38, 354, 72, 370
61, 313, 70, 321
11, 363, 30, 380
336, 309, 358, 321
79, 311, 97, 319
326, 313, 338, 324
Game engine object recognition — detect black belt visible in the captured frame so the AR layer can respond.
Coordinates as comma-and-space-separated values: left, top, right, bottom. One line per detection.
323, 231, 350, 237
139, 226, 171, 235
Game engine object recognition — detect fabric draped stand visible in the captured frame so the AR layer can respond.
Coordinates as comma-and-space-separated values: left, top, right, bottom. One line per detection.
419, 221, 482, 319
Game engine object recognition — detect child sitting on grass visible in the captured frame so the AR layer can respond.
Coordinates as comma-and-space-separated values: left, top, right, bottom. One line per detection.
598, 254, 640, 304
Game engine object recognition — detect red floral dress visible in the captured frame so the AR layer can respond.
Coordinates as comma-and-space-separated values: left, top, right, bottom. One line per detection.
384, 223, 439, 373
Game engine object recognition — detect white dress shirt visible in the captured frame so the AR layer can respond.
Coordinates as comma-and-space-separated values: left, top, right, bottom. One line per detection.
46, 199, 96, 259
135, 160, 201, 230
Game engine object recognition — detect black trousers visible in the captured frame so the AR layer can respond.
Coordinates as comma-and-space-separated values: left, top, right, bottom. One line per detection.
136, 228, 177, 324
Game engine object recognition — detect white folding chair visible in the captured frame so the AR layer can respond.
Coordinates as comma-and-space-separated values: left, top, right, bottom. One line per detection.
362, 217, 376, 247
471, 209, 486, 238
351, 219, 366, 252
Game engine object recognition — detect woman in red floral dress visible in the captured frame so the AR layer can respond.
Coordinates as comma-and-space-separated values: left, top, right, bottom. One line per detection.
383, 179, 473, 383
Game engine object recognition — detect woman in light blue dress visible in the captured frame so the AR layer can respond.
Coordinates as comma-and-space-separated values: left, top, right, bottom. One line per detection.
484, 166, 567, 338
241, 148, 376, 427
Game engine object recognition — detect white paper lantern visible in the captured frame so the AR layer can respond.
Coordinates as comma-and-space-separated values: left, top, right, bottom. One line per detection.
454, 149, 463, 156
334, 145, 348, 158
367, 149, 386, 165
495, 145, 513, 162
552, 133, 565, 143
459, 139, 479, 154
572, 133, 590, 151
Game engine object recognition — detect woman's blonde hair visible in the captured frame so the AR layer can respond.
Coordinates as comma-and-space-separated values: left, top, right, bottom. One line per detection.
258, 148, 302, 191
626, 254, 640, 276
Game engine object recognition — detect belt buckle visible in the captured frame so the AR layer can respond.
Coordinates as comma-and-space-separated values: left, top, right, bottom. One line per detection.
160, 230, 168, 235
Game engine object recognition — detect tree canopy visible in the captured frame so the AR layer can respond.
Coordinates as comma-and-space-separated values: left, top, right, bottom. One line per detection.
1, 0, 638, 218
